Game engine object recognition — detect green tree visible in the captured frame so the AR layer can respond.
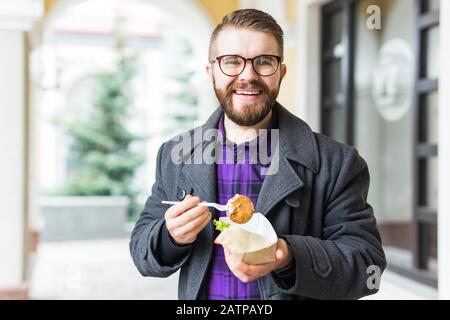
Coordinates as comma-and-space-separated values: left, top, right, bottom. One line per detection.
61, 50, 144, 218
164, 37, 199, 135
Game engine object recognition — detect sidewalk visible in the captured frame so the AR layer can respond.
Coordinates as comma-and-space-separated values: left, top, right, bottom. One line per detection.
29, 238, 178, 300
363, 269, 437, 300
29, 238, 438, 300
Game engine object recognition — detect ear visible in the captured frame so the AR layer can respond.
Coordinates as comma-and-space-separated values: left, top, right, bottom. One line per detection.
280, 63, 287, 79
205, 63, 213, 80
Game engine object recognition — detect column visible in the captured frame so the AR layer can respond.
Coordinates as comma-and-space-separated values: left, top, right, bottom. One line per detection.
0, 0, 43, 297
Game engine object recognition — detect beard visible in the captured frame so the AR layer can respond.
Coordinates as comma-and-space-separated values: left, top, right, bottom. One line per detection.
213, 77, 281, 127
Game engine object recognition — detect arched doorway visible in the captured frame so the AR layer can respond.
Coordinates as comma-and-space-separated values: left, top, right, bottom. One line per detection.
28, 0, 215, 299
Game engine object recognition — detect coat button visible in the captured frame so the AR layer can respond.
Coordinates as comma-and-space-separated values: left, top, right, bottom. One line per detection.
177, 189, 187, 200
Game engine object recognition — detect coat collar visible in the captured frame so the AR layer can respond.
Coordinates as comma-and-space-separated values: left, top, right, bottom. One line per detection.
179, 102, 320, 216
197, 101, 320, 174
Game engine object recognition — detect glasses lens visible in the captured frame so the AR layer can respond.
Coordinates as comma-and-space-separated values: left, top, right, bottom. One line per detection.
219, 55, 245, 76
253, 56, 279, 76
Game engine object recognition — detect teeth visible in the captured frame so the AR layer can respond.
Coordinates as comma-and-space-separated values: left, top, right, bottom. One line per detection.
235, 90, 261, 95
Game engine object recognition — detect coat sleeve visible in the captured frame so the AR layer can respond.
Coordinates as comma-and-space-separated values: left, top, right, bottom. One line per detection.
272, 147, 387, 299
129, 142, 193, 278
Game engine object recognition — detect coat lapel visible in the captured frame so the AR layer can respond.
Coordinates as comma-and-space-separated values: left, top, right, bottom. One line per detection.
181, 144, 217, 204
256, 154, 304, 215
180, 107, 223, 204
256, 103, 320, 215
179, 102, 320, 217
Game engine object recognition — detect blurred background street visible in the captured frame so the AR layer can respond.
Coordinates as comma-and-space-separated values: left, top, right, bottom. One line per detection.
29, 237, 179, 300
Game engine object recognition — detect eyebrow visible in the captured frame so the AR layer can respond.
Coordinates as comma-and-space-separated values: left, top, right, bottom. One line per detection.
216, 53, 280, 57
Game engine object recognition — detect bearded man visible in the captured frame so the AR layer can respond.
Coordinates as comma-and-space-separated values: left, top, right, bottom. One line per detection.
130, 9, 386, 300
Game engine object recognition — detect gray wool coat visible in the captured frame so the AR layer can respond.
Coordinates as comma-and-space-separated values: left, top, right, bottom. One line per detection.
129, 102, 386, 300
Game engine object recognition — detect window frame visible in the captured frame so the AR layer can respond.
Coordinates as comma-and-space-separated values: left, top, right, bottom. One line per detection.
412, 0, 439, 281
320, 0, 356, 146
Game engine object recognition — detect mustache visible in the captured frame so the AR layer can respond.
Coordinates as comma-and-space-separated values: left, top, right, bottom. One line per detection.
228, 80, 270, 93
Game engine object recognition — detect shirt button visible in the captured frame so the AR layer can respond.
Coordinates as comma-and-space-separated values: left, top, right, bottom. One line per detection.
177, 189, 186, 200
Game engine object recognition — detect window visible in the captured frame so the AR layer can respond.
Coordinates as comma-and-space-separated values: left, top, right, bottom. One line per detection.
413, 0, 439, 277
321, 1, 354, 145
321, 0, 439, 287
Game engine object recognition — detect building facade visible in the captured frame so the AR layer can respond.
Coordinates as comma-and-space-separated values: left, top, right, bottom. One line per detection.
297, 0, 450, 299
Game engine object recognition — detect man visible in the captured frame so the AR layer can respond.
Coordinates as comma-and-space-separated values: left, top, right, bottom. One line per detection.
130, 9, 386, 300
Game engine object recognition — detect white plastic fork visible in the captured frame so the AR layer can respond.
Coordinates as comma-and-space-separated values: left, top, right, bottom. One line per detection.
161, 200, 229, 212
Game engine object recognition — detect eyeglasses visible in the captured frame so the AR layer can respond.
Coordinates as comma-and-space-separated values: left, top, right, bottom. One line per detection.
211, 54, 282, 77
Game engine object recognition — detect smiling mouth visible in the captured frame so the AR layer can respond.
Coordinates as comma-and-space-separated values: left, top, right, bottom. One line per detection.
233, 90, 263, 96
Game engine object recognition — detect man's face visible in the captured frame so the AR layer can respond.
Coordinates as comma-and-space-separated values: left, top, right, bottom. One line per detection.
206, 27, 287, 127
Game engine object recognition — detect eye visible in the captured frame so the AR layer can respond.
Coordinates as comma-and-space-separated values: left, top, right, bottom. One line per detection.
255, 56, 275, 67
222, 56, 242, 66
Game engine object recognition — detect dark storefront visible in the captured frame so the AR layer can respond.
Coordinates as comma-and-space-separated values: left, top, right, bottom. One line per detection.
320, 0, 440, 286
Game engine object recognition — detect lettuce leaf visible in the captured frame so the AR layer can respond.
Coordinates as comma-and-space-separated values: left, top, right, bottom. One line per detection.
213, 219, 230, 232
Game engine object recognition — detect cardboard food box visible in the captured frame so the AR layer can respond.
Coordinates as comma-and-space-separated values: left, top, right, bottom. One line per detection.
214, 213, 277, 265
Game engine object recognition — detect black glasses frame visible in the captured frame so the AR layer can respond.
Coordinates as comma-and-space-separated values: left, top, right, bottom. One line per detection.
211, 54, 282, 77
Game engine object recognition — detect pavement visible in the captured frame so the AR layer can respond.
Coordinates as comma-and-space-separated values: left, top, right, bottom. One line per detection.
29, 238, 438, 300
29, 238, 178, 300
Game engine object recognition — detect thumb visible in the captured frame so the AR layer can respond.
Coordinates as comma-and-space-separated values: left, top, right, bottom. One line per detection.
276, 248, 284, 260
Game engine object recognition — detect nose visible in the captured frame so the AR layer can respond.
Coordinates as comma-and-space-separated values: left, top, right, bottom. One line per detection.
237, 60, 259, 81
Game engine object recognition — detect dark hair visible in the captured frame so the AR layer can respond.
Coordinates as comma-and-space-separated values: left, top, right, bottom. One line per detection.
209, 9, 284, 61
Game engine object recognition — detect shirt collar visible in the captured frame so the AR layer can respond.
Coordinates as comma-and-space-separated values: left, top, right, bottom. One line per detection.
217, 111, 277, 149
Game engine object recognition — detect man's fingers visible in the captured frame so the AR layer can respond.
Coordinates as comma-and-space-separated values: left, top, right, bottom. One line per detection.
185, 210, 212, 236
169, 205, 209, 228
228, 261, 253, 283
235, 261, 251, 274
224, 251, 249, 281
224, 244, 285, 283
172, 210, 211, 239
223, 248, 256, 282
194, 210, 213, 231
165, 195, 200, 218
235, 271, 252, 283
224, 248, 276, 282
236, 261, 268, 277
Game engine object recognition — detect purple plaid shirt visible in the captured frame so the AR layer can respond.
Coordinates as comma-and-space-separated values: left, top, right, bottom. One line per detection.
204, 116, 273, 300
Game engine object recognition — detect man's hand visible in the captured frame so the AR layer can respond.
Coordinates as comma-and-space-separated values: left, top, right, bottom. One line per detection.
165, 195, 212, 245
223, 238, 293, 283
